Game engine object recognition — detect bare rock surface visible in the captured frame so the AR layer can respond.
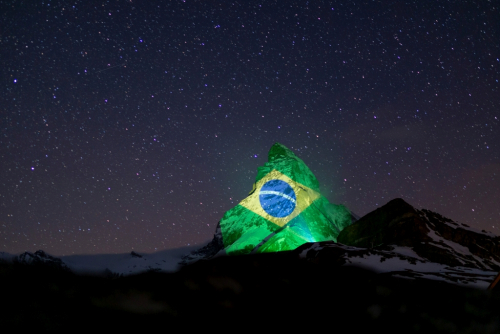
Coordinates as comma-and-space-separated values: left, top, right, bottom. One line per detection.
338, 198, 500, 271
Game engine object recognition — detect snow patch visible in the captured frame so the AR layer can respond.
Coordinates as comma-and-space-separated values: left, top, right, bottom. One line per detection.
61, 244, 203, 275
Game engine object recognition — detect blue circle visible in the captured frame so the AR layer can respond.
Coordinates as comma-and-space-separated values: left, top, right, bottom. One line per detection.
259, 179, 296, 218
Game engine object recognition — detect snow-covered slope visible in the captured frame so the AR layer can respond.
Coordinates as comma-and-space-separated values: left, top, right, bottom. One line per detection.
180, 198, 500, 289
418, 209, 500, 270
298, 242, 498, 289
7, 244, 204, 276
338, 198, 500, 271
4, 198, 499, 289
180, 223, 225, 265
14, 250, 71, 271
61, 245, 202, 275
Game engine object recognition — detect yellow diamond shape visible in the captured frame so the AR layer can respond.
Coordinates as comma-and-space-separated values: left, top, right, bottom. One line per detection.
239, 169, 320, 227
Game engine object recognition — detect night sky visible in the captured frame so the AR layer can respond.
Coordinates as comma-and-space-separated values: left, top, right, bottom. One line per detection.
1, 0, 499, 255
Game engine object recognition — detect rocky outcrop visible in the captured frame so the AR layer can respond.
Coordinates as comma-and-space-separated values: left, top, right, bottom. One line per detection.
15, 250, 70, 271
182, 198, 500, 272
180, 222, 225, 265
295, 241, 497, 288
131, 251, 143, 258
338, 198, 500, 270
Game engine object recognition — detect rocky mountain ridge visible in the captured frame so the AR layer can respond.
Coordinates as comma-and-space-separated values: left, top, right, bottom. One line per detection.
6, 198, 500, 289
181, 198, 500, 288
337, 198, 500, 271
14, 250, 70, 271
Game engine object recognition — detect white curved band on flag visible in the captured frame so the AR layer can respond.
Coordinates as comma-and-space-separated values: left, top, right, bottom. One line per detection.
259, 190, 296, 204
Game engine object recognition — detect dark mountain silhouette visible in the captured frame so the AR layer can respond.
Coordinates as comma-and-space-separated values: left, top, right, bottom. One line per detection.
183, 198, 500, 282
15, 250, 70, 271
338, 198, 500, 270
2, 197, 500, 331
2, 244, 500, 332
9, 198, 500, 289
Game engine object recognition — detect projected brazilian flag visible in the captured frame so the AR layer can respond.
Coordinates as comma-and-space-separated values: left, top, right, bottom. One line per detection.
220, 143, 351, 255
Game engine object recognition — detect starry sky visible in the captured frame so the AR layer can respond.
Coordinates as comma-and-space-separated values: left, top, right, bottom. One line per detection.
1, 0, 499, 255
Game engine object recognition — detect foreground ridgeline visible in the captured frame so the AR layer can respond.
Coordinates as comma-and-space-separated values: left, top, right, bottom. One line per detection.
2, 247, 500, 331
3, 206, 500, 329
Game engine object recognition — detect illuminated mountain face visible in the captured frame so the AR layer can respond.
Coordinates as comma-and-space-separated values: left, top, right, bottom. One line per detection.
219, 143, 352, 255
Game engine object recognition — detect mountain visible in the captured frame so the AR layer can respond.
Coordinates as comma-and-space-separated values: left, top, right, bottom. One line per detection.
5, 198, 499, 289
5, 245, 203, 276
2, 243, 500, 332
297, 242, 498, 289
338, 198, 500, 271
15, 250, 70, 271
180, 210, 360, 265
60, 245, 203, 275
183, 198, 500, 289
180, 222, 225, 265
2, 198, 500, 331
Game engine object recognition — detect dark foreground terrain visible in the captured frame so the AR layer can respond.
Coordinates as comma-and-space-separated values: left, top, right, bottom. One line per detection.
1, 249, 499, 333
